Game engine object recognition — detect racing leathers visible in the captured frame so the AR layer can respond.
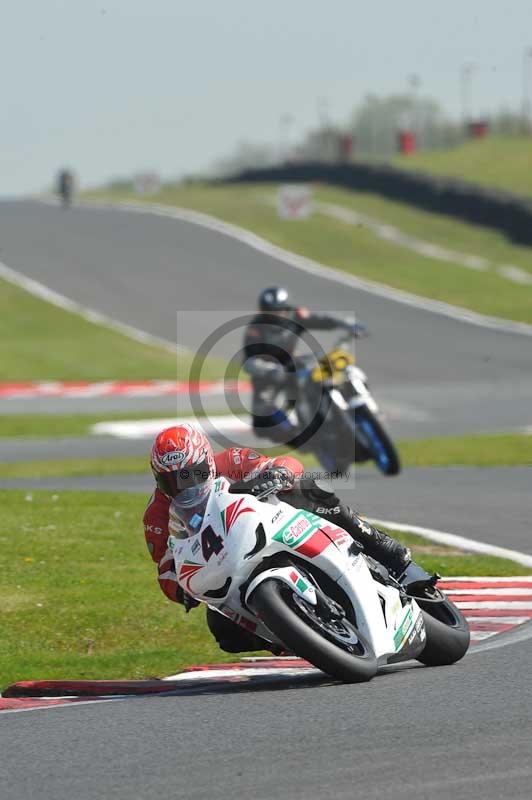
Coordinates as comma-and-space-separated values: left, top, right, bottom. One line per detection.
143, 446, 411, 653
242, 307, 352, 443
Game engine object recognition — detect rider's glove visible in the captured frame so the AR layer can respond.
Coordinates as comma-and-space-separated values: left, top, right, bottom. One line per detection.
344, 322, 368, 338
229, 466, 295, 497
176, 585, 200, 612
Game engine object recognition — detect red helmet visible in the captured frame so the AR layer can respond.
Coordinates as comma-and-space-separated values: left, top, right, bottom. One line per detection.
151, 424, 216, 517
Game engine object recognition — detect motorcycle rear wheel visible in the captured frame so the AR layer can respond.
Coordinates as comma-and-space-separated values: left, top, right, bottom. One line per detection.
251, 579, 377, 683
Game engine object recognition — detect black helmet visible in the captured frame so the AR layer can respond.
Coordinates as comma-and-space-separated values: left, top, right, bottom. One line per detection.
258, 286, 291, 312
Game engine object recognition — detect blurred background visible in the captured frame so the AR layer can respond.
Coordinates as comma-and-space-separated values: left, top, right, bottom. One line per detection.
2, 0, 532, 195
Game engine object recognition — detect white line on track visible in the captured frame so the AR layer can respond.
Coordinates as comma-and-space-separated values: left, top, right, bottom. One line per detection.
317, 201, 532, 287
367, 517, 532, 568
91, 415, 250, 438
456, 601, 532, 609
0, 259, 180, 354
438, 576, 532, 582
444, 587, 532, 596
70, 197, 532, 338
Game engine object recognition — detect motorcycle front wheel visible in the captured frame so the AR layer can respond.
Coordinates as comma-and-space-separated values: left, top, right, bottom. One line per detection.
250, 579, 377, 683
414, 590, 470, 666
355, 406, 401, 476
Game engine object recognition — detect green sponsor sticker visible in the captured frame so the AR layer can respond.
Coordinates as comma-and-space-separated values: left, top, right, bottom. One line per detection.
273, 510, 321, 548
393, 607, 414, 650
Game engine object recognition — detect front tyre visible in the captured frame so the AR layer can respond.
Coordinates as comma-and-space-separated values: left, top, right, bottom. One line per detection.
251, 579, 377, 683
355, 407, 401, 476
416, 593, 470, 666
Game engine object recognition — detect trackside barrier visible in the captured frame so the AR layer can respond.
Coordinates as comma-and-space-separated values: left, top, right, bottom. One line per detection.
224, 163, 532, 247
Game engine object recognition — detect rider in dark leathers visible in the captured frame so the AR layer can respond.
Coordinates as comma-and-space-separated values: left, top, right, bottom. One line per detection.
243, 286, 363, 445
57, 168, 74, 207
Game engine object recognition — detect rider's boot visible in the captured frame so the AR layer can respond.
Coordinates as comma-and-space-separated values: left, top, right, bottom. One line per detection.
297, 480, 411, 577
335, 504, 411, 576
396, 561, 438, 595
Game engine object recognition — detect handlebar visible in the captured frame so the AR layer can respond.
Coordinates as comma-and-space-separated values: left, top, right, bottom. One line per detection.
331, 324, 369, 350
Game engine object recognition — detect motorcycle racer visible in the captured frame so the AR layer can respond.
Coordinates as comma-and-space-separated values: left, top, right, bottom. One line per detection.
56, 167, 74, 207
144, 423, 421, 653
243, 286, 366, 444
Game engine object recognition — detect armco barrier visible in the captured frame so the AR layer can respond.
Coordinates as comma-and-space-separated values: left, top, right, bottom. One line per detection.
224, 163, 532, 247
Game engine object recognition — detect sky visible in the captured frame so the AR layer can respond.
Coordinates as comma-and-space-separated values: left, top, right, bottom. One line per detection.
2, 0, 532, 195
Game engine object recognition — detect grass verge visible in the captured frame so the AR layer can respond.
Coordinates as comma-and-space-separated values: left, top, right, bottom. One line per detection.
398, 432, 532, 468
1, 432, 531, 480
1, 489, 530, 690
0, 457, 150, 480
87, 183, 532, 325
0, 276, 226, 381
393, 136, 532, 198
317, 184, 532, 278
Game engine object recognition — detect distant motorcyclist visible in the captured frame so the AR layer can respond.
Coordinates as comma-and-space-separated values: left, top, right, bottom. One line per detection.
143, 423, 424, 654
56, 168, 74, 207
243, 286, 366, 445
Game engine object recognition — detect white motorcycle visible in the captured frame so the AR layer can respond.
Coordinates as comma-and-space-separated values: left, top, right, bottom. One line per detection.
170, 479, 470, 683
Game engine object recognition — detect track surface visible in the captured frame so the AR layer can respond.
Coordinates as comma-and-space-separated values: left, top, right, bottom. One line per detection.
2, 637, 532, 800
2, 199, 532, 800
1, 200, 532, 436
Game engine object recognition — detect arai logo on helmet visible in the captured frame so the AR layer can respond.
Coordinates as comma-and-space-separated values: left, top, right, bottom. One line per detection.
161, 450, 187, 466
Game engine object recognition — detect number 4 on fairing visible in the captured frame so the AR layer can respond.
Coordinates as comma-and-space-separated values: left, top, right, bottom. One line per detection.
201, 525, 224, 561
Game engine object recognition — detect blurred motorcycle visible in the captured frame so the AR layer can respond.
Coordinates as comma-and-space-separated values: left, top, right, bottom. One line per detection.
284, 330, 401, 476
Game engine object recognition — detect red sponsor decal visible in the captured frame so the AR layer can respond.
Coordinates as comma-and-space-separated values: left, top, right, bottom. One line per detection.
178, 562, 203, 592
320, 524, 351, 547
295, 529, 332, 558
224, 498, 254, 534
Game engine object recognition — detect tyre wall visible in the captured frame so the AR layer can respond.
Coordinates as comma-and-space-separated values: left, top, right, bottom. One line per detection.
224, 163, 532, 246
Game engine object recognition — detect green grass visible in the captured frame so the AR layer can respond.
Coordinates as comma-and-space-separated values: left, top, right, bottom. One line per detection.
398, 432, 532, 468
393, 136, 532, 197
0, 456, 150, 480
1, 489, 530, 690
317, 185, 532, 278
87, 183, 532, 325
0, 277, 226, 381
0, 409, 227, 439
2, 432, 530, 480
0, 491, 231, 689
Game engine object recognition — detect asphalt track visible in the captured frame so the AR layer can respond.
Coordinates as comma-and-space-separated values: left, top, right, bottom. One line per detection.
2, 635, 532, 800
1, 199, 532, 436
2, 199, 532, 800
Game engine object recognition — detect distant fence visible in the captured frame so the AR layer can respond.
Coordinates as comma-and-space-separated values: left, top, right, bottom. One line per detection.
224, 163, 532, 247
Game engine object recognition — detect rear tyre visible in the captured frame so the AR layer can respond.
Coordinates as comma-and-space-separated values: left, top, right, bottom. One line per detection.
416, 594, 470, 666
250, 579, 377, 683
355, 407, 400, 476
